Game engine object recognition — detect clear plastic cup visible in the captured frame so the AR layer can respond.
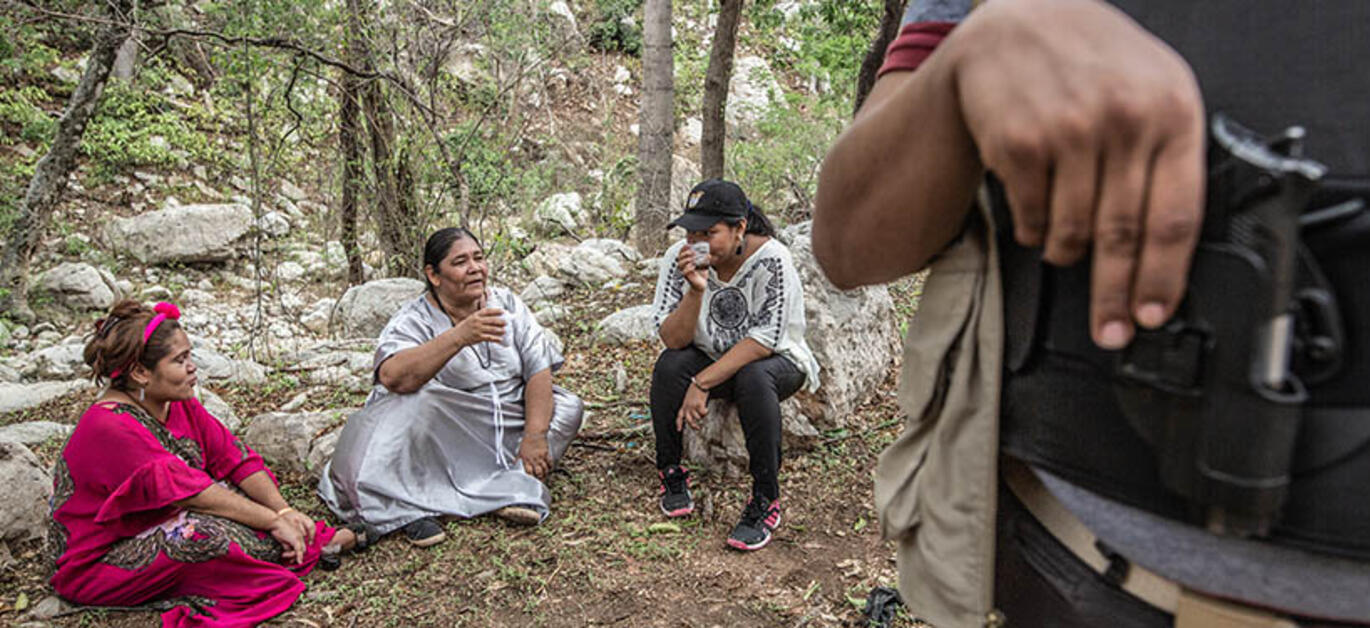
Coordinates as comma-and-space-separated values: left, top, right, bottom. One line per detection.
689, 241, 711, 268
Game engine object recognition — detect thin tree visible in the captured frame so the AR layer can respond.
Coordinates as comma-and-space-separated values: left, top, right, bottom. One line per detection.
634, 0, 675, 255
853, 0, 907, 115
701, 0, 742, 180
0, 0, 134, 321
339, 0, 366, 285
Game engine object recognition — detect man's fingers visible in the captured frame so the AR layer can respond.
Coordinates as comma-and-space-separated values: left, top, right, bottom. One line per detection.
1042, 147, 1101, 266
1132, 132, 1204, 329
1089, 140, 1150, 349
991, 135, 1051, 248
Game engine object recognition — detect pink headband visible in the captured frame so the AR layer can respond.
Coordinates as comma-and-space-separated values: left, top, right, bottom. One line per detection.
109, 302, 182, 380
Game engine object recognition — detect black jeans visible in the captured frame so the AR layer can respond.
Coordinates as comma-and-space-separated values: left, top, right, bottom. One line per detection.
650, 347, 805, 501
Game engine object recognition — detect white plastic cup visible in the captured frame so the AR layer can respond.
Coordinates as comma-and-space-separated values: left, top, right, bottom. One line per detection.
689, 241, 711, 268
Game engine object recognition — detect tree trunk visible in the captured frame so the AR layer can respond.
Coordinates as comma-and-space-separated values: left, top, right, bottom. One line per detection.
362, 79, 405, 276
853, 0, 907, 116
634, 0, 675, 255
701, 0, 742, 181
0, 0, 133, 321
339, 0, 366, 286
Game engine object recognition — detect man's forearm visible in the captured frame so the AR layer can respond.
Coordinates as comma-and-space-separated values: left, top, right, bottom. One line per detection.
238, 470, 288, 512
814, 46, 983, 289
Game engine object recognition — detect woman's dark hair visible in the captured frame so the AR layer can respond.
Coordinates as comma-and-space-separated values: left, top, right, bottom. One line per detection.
84, 299, 183, 390
421, 227, 482, 294
727, 200, 776, 237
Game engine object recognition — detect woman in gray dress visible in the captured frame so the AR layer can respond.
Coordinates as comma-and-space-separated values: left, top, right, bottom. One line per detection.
318, 228, 584, 546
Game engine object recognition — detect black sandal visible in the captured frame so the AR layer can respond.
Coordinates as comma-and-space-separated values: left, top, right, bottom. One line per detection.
318, 523, 371, 571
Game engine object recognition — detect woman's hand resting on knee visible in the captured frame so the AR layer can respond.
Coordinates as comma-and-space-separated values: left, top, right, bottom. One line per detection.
519, 433, 552, 479
676, 384, 708, 431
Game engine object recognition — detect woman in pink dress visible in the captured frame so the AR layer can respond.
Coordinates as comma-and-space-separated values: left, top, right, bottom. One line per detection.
49, 300, 364, 627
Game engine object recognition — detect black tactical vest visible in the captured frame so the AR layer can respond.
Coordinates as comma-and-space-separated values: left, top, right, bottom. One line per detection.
996, 1, 1370, 560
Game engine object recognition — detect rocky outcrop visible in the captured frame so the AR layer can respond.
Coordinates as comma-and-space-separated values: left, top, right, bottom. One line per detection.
594, 304, 657, 345
241, 411, 340, 475
534, 192, 586, 236
335, 278, 425, 338
0, 380, 91, 414
36, 263, 121, 311
105, 203, 253, 264
0, 440, 51, 542
0, 421, 73, 446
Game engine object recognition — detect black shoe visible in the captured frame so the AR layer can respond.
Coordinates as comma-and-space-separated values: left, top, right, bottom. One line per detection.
403, 517, 446, 547
657, 465, 694, 517
727, 495, 781, 551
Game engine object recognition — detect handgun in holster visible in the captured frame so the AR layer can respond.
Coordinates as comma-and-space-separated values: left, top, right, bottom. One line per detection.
1113, 113, 1347, 538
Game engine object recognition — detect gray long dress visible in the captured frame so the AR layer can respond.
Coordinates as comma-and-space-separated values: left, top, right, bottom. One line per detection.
317, 287, 584, 536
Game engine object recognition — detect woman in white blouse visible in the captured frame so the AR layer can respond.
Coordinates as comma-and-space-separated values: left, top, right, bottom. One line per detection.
649, 179, 820, 552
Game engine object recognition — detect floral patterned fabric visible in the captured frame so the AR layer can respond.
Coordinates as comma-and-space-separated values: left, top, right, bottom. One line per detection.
48, 400, 337, 627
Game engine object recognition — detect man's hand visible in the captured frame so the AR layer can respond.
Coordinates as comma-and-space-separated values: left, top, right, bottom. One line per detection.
948, 0, 1206, 348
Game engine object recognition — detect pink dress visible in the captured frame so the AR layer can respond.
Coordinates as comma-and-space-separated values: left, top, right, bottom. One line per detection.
48, 400, 338, 627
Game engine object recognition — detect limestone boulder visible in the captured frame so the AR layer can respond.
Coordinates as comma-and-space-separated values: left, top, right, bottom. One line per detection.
0, 380, 90, 414
520, 275, 568, 310
727, 56, 783, 131
199, 388, 241, 433
242, 411, 339, 475
0, 421, 73, 446
37, 263, 120, 311
106, 203, 253, 264
534, 192, 586, 236
336, 278, 425, 338
193, 346, 268, 385
0, 440, 51, 542
28, 343, 87, 380
305, 430, 341, 481
594, 304, 657, 345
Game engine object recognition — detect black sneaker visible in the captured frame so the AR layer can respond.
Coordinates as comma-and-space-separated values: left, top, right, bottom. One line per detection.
727, 495, 781, 551
658, 465, 694, 517
403, 517, 446, 547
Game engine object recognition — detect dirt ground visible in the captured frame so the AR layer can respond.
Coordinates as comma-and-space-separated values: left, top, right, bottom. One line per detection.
0, 279, 928, 627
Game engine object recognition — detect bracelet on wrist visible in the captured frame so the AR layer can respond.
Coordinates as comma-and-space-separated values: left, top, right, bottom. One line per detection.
275, 506, 295, 517
690, 376, 709, 393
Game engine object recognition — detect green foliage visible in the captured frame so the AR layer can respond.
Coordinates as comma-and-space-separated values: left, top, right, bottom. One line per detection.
80, 81, 216, 178
0, 85, 57, 144
728, 96, 845, 224
587, 0, 644, 56
0, 15, 62, 82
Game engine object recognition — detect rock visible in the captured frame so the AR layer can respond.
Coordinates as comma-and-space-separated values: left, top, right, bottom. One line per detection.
257, 211, 291, 238
443, 44, 490, 88
728, 55, 783, 130
28, 344, 87, 380
594, 304, 657, 345
106, 203, 253, 265
180, 288, 214, 307
681, 117, 703, 145
300, 298, 336, 334
279, 180, 308, 202
305, 430, 340, 480
51, 65, 80, 84
545, 1, 582, 42
0, 363, 20, 383
521, 243, 574, 279
0, 422, 72, 446
0, 381, 89, 414
335, 278, 425, 338
198, 387, 241, 433
684, 399, 819, 479
192, 346, 268, 385
278, 261, 306, 282
534, 305, 570, 327
31, 595, 71, 620
579, 238, 642, 264
520, 275, 567, 310
242, 411, 338, 474
0, 440, 51, 542
36, 263, 120, 311
534, 192, 585, 235
671, 154, 702, 213
684, 221, 901, 475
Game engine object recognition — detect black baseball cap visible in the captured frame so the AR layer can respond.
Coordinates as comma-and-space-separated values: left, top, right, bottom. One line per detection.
667, 179, 749, 232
